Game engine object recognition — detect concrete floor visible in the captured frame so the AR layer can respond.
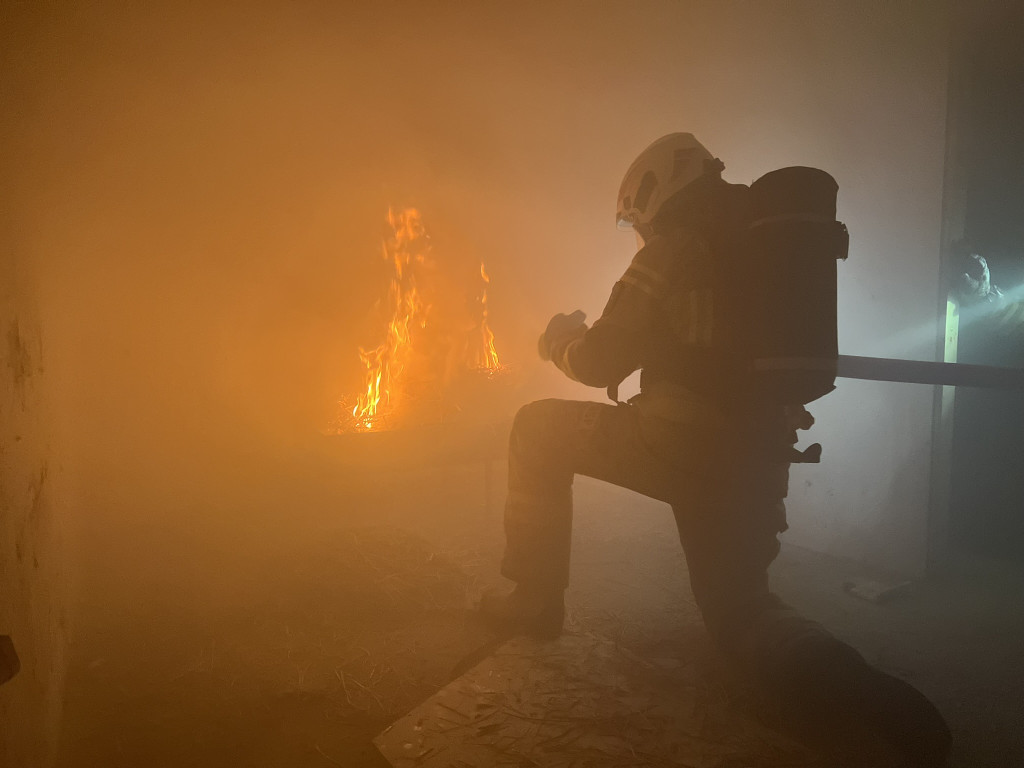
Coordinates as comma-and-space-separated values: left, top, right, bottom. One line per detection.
57, 461, 1024, 767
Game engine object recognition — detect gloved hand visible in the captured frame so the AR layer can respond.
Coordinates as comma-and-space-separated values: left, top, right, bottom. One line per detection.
538, 310, 587, 361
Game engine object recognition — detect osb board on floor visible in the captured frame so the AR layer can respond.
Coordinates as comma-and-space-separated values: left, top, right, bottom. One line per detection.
375, 632, 822, 768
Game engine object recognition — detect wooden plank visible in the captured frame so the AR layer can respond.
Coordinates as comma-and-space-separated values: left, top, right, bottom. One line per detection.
375, 633, 824, 768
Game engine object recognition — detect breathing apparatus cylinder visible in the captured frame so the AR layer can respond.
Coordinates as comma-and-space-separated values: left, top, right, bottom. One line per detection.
741, 167, 848, 405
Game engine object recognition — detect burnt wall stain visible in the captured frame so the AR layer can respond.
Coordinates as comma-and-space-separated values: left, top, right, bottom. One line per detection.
6, 318, 34, 410
13, 462, 49, 565
1, 304, 65, 767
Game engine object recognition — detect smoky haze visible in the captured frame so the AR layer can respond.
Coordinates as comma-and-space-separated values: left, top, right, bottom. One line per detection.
5, 1, 947, 514
2, 2, 958, 762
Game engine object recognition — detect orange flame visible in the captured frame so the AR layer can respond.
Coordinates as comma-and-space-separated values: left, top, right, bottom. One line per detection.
346, 207, 503, 432
476, 262, 502, 371
351, 207, 429, 431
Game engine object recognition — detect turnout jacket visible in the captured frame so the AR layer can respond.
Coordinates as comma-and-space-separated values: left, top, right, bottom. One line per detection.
549, 228, 717, 400
548, 199, 801, 454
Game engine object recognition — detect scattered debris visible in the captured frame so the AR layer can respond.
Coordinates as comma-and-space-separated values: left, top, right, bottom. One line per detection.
376, 633, 823, 767
842, 578, 913, 604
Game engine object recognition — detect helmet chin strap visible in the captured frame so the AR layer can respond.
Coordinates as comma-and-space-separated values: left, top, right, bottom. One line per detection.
633, 224, 653, 248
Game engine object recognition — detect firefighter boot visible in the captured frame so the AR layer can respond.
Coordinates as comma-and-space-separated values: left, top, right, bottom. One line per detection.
851, 664, 952, 767
479, 584, 565, 640
776, 638, 951, 767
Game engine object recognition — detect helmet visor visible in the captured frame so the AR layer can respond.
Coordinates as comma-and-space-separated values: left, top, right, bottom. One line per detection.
616, 213, 635, 231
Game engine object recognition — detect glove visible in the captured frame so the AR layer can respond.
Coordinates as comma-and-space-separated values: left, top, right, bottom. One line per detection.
538, 310, 587, 361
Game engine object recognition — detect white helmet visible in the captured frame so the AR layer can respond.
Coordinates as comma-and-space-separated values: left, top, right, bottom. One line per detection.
615, 133, 716, 231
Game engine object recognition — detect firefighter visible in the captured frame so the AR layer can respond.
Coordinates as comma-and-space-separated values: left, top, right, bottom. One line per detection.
482, 134, 952, 766
957, 246, 1024, 339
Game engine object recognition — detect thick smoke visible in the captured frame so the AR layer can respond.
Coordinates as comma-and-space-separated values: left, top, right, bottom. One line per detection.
4, 0, 949, 646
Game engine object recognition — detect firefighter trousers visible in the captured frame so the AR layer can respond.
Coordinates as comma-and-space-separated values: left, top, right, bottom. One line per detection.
500, 397, 855, 696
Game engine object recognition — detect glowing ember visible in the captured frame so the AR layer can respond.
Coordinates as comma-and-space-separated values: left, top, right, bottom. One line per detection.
343, 207, 503, 432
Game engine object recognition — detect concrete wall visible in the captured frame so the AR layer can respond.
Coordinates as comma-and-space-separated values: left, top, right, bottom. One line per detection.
771, 8, 950, 575
0, 254, 65, 767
